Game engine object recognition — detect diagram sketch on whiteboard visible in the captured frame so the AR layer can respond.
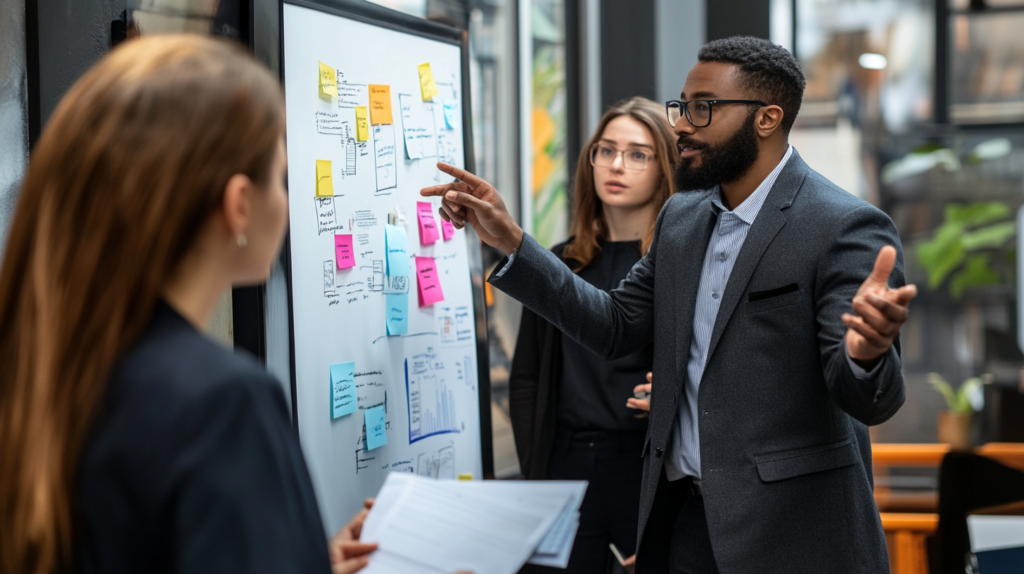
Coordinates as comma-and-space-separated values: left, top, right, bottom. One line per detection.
405, 353, 460, 444
373, 125, 397, 193
417, 442, 455, 479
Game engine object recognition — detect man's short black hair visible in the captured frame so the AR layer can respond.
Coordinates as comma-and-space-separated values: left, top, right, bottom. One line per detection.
697, 36, 805, 134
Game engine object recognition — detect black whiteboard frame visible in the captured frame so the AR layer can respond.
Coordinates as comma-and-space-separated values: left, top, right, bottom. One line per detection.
242, 0, 495, 479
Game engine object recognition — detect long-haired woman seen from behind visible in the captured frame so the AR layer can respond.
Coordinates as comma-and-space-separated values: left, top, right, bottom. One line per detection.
512, 97, 677, 573
0, 35, 375, 574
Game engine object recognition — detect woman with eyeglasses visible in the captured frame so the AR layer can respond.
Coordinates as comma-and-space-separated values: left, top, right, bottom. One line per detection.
511, 97, 677, 573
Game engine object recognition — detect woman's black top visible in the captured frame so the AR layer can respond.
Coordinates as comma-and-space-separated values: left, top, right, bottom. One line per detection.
509, 238, 653, 479
556, 239, 652, 431
76, 301, 330, 574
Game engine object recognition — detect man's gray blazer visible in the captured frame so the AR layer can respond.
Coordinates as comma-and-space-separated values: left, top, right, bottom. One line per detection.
489, 151, 904, 574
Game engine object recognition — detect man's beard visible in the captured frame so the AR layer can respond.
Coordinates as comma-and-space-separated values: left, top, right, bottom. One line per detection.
673, 111, 760, 192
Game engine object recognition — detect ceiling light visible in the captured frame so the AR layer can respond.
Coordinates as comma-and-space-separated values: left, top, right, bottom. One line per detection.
859, 53, 888, 70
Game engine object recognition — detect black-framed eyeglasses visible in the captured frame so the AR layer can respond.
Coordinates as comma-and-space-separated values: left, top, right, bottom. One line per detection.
590, 143, 654, 171
665, 99, 768, 128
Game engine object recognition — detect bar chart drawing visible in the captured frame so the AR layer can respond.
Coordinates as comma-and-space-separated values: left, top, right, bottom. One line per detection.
405, 354, 460, 444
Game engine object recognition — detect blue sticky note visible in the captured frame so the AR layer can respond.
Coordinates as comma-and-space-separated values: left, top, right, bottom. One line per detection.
442, 99, 458, 129
364, 405, 387, 450
386, 293, 408, 335
385, 224, 410, 276
330, 362, 357, 419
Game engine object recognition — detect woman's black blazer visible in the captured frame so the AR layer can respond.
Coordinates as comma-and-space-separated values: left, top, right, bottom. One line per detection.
75, 301, 330, 574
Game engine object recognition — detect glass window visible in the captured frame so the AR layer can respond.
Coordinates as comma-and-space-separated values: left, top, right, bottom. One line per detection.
0, 0, 28, 255
522, 0, 569, 249
951, 12, 1024, 123
796, 0, 934, 133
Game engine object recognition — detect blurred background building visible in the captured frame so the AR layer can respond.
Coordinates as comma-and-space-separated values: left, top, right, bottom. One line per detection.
3, 1, 1024, 569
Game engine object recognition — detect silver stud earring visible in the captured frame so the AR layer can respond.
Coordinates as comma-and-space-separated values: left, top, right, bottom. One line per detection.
237, 234, 248, 248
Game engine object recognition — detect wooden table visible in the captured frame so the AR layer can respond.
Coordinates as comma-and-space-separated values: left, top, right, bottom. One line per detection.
872, 443, 1024, 574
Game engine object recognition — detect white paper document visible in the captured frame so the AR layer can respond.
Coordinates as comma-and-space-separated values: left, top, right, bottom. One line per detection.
361, 473, 587, 574
526, 483, 586, 568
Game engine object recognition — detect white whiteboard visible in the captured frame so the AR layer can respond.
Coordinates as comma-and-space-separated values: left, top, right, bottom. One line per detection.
282, 1, 484, 534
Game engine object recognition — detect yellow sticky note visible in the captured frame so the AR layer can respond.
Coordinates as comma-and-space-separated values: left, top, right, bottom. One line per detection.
458, 473, 473, 481
417, 62, 439, 101
319, 61, 337, 98
316, 160, 333, 197
355, 106, 369, 141
368, 84, 393, 125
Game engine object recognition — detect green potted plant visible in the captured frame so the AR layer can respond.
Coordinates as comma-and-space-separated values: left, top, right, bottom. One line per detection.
927, 373, 983, 450
915, 202, 1016, 300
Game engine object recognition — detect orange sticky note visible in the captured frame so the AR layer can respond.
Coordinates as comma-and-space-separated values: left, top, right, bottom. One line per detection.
316, 160, 333, 197
417, 62, 439, 101
368, 84, 393, 125
355, 106, 369, 141
319, 61, 337, 98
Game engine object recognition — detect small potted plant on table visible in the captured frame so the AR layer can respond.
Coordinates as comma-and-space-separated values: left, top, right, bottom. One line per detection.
927, 373, 984, 451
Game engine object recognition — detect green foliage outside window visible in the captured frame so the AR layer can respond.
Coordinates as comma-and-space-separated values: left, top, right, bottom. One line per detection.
916, 202, 1016, 299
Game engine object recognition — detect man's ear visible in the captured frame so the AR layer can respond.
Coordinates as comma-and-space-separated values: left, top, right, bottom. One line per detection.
756, 105, 785, 139
221, 174, 255, 239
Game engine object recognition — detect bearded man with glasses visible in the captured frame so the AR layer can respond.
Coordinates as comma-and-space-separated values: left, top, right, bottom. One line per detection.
422, 36, 915, 574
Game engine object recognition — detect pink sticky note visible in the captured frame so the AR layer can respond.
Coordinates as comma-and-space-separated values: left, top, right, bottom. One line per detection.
441, 218, 455, 241
415, 256, 445, 306
417, 201, 440, 245
335, 234, 355, 269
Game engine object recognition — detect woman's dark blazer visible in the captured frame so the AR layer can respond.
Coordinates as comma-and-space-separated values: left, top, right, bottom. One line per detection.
76, 301, 330, 574
508, 242, 570, 480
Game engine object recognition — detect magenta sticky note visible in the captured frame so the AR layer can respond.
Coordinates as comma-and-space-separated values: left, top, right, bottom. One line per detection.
415, 256, 445, 306
335, 234, 355, 269
417, 201, 440, 245
441, 218, 455, 241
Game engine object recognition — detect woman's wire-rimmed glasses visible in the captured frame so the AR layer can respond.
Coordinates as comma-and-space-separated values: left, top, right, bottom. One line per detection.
590, 143, 654, 171
665, 99, 768, 128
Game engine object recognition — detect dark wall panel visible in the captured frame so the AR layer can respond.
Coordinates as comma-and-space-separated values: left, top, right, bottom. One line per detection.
599, 0, 655, 111
34, 0, 124, 128
706, 0, 770, 43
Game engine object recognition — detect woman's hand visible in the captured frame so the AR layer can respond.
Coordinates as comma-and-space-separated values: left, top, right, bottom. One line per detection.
420, 163, 524, 255
329, 499, 377, 574
626, 372, 652, 412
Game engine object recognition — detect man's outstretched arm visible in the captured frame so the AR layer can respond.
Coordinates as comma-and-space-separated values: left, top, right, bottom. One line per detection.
421, 162, 658, 359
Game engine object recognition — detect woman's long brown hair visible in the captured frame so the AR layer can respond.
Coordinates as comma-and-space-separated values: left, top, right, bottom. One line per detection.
0, 35, 284, 574
563, 97, 678, 270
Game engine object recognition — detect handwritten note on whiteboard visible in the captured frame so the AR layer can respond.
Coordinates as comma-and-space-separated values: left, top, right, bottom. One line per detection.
416, 256, 445, 307
442, 219, 456, 241
365, 405, 388, 450
442, 99, 458, 129
355, 106, 369, 141
385, 292, 408, 335
384, 224, 410, 276
316, 160, 334, 197
319, 61, 338, 97
368, 84, 394, 124
335, 234, 355, 269
417, 62, 439, 101
330, 362, 356, 419
417, 201, 440, 245
373, 125, 397, 192
399, 94, 438, 160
